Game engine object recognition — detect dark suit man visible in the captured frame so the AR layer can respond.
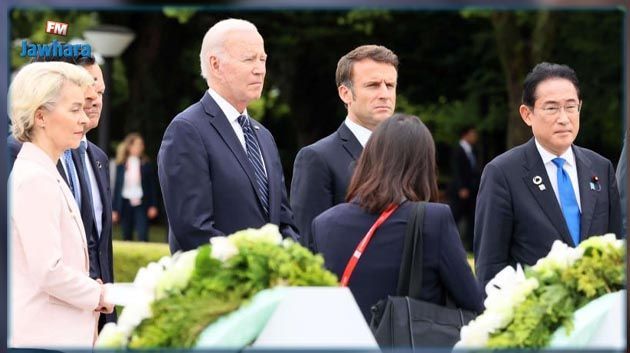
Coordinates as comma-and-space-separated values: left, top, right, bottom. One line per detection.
291, 45, 399, 249
474, 62, 622, 287
158, 19, 298, 254
448, 126, 481, 251
615, 132, 627, 238
7, 56, 116, 327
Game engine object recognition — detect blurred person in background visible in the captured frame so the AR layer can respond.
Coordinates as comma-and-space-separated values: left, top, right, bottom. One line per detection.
9, 62, 113, 348
312, 114, 483, 321
448, 125, 481, 251
112, 133, 159, 242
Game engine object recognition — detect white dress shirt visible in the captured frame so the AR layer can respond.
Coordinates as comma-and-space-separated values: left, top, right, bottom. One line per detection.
207, 88, 267, 175
535, 138, 582, 212
344, 117, 372, 147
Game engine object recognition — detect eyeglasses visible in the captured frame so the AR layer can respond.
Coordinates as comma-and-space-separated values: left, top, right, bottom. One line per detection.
534, 102, 582, 117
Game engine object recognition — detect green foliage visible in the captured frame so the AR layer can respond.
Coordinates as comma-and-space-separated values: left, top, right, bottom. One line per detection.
129, 236, 337, 348
162, 7, 198, 24
112, 240, 170, 283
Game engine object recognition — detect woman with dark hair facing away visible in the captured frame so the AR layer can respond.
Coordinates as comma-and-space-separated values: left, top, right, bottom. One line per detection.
312, 113, 483, 320
112, 133, 159, 241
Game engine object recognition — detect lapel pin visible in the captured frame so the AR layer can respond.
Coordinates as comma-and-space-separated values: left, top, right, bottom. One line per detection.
96, 161, 103, 169
253, 125, 260, 130
538, 184, 546, 191
532, 176, 542, 185
590, 175, 601, 191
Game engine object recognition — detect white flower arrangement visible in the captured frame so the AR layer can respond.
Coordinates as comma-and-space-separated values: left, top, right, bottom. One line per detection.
96, 224, 301, 348
455, 233, 624, 349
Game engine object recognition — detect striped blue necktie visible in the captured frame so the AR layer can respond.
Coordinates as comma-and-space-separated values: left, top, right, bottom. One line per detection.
552, 157, 581, 246
63, 149, 81, 209
238, 115, 269, 216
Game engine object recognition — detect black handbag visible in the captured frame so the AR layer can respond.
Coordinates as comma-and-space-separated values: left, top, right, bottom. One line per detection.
369, 202, 478, 349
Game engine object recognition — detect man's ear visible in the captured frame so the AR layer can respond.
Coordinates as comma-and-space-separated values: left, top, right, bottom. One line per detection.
519, 104, 534, 127
338, 85, 353, 106
209, 55, 220, 74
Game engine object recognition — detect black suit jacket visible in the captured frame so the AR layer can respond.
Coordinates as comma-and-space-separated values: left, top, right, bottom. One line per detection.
158, 92, 298, 253
448, 143, 480, 201
312, 201, 483, 320
290, 122, 362, 249
474, 138, 622, 286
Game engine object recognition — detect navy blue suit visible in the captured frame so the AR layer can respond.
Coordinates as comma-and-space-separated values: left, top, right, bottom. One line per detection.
158, 92, 298, 253
7, 135, 116, 326
474, 138, 622, 287
312, 201, 483, 320
291, 123, 362, 249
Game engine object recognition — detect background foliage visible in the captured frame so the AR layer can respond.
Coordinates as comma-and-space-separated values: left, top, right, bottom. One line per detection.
10, 7, 624, 191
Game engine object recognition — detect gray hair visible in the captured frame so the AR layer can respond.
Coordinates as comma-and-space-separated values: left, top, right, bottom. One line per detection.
199, 18, 259, 83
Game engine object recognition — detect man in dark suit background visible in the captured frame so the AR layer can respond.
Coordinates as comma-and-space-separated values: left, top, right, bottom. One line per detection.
448, 126, 480, 251
158, 18, 298, 253
290, 45, 398, 250
474, 62, 622, 287
7, 54, 116, 328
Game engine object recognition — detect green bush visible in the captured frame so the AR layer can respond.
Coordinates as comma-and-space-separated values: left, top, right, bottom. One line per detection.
113, 240, 170, 283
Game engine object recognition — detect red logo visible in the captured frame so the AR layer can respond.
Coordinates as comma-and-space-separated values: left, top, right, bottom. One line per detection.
45, 21, 68, 36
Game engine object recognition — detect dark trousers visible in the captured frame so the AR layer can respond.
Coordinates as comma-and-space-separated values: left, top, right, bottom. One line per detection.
121, 199, 149, 242
450, 198, 475, 252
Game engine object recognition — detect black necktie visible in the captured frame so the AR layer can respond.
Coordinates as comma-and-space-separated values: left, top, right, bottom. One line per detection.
237, 115, 269, 216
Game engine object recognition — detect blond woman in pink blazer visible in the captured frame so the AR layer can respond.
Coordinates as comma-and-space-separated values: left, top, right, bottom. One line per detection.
9, 62, 114, 348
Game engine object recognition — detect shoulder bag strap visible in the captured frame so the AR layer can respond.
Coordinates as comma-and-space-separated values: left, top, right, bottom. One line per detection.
340, 203, 399, 287
396, 202, 426, 298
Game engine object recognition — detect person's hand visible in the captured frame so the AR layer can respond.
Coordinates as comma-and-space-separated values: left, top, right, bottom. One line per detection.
458, 188, 470, 199
95, 279, 114, 314
147, 206, 158, 220
112, 211, 119, 223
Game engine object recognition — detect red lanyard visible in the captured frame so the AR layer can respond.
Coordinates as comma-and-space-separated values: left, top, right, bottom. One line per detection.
340, 203, 400, 287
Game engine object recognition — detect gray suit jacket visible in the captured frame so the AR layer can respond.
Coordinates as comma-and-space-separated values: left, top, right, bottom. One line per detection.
474, 138, 622, 287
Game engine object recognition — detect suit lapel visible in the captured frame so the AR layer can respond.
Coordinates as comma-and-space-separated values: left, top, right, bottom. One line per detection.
86, 143, 112, 245
337, 123, 363, 161
71, 149, 96, 237
201, 92, 266, 210
573, 146, 596, 241
522, 139, 574, 245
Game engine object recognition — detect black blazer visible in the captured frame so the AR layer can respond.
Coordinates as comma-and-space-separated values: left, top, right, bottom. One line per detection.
158, 92, 299, 253
312, 201, 483, 320
448, 143, 480, 201
474, 138, 622, 287
112, 161, 159, 212
290, 122, 362, 249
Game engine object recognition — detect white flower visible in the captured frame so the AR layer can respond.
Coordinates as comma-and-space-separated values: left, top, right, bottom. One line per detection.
210, 236, 238, 261
95, 322, 127, 348
530, 240, 583, 280
133, 262, 165, 299
116, 295, 153, 337
156, 249, 198, 299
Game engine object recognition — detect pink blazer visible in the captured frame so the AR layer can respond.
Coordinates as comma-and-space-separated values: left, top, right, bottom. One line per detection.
9, 142, 101, 348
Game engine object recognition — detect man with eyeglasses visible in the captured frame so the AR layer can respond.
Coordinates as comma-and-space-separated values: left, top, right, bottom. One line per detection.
474, 62, 622, 288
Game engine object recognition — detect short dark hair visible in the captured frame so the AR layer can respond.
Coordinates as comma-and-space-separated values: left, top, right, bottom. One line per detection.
336, 45, 398, 89
522, 62, 580, 107
458, 125, 476, 138
30, 43, 96, 66
346, 113, 439, 213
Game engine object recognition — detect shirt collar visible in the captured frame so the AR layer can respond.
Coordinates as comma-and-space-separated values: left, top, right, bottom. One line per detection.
344, 117, 372, 147
208, 88, 248, 124
535, 138, 575, 167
